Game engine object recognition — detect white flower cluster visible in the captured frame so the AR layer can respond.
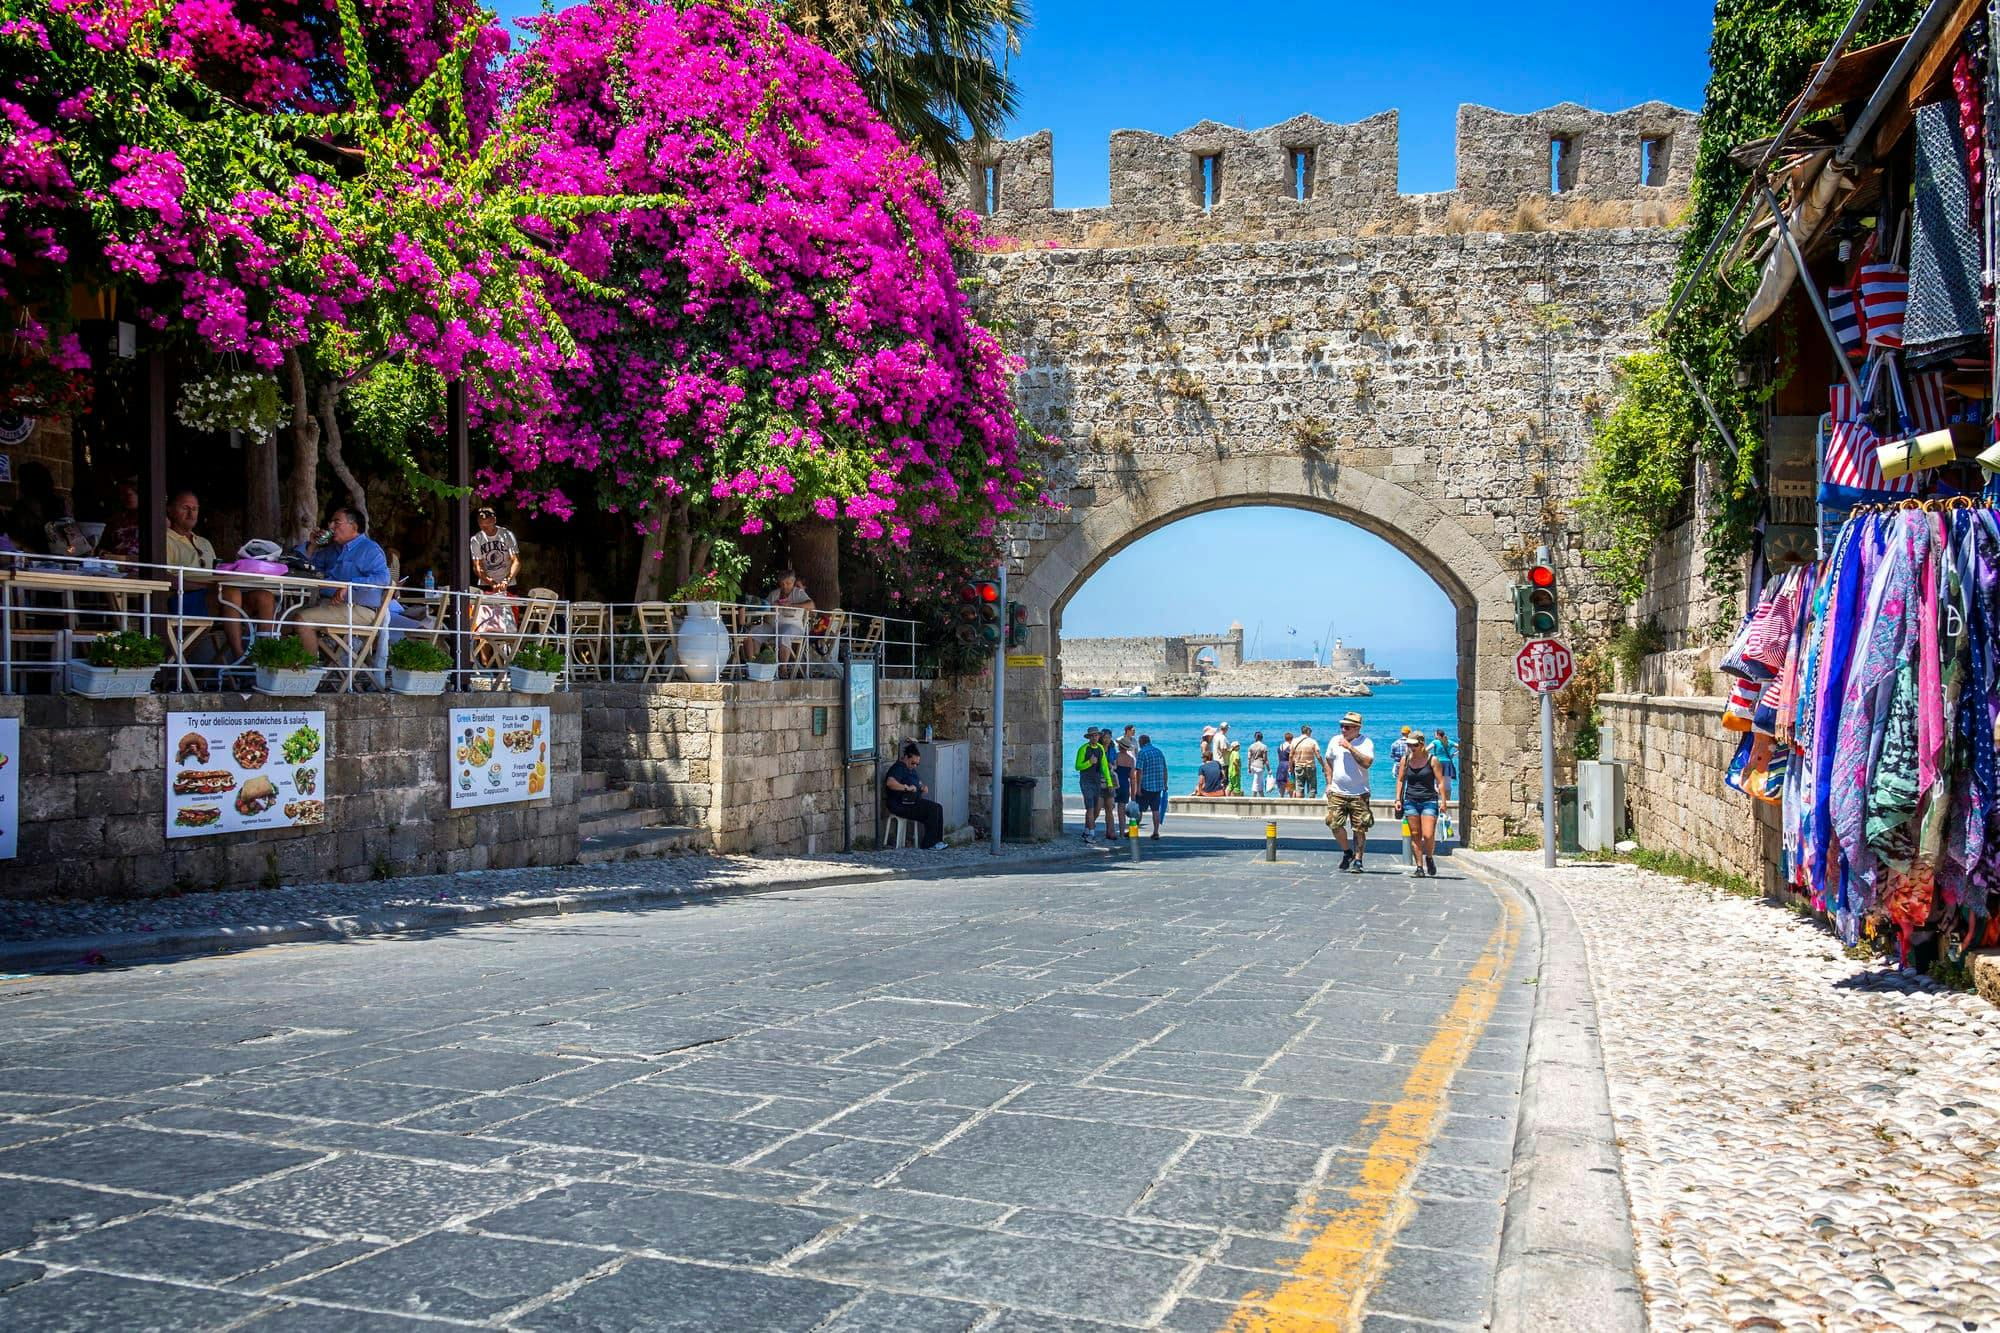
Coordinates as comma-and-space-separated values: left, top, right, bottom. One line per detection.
175, 371, 284, 443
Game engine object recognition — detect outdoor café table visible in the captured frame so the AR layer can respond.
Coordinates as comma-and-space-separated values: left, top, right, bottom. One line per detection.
0, 567, 175, 692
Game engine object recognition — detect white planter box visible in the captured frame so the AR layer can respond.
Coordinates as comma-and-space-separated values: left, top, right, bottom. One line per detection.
389, 667, 449, 696
509, 666, 557, 694
254, 665, 327, 696
744, 662, 778, 682
66, 661, 157, 698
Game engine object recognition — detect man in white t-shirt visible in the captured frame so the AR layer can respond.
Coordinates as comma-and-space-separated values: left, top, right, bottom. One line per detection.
1322, 710, 1376, 872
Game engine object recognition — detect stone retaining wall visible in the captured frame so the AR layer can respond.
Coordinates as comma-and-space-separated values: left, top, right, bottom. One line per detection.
0, 691, 580, 900
1599, 692, 1781, 892
580, 680, 922, 855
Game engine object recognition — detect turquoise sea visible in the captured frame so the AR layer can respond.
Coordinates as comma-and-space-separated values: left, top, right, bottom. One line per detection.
1061, 680, 1462, 801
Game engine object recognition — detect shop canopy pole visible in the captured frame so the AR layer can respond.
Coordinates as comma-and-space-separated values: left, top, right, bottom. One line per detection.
1673, 353, 1743, 457
1764, 185, 1869, 400
1662, 0, 1881, 336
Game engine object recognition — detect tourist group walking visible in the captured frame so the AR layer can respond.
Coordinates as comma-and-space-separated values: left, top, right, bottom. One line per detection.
1075, 713, 1455, 875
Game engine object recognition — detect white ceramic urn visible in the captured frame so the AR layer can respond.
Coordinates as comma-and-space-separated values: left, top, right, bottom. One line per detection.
676, 601, 731, 682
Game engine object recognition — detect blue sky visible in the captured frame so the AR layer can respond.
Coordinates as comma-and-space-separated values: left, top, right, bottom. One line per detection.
1063, 509, 1460, 679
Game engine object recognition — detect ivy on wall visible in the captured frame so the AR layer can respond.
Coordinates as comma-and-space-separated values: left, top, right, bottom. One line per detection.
1581, 0, 1928, 621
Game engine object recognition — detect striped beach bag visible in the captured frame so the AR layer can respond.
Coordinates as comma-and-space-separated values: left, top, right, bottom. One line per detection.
1826, 287, 1866, 362
1856, 256, 1909, 350
1821, 357, 1921, 505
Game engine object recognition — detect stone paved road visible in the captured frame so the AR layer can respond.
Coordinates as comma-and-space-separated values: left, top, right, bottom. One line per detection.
0, 842, 1534, 1331
1493, 852, 2000, 1333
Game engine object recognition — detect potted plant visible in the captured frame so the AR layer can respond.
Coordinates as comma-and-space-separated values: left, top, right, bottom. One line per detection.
509, 641, 564, 694
67, 630, 164, 697
175, 370, 285, 444
746, 643, 778, 683
388, 638, 452, 695
250, 635, 326, 696
668, 543, 747, 683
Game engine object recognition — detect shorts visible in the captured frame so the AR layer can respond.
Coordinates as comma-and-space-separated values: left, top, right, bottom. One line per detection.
1324, 792, 1374, 834
1404, 800, 1441, 819
1138, 790, 1164, 816
1079, 776, 1106, 801
1295, 767, 1319, 795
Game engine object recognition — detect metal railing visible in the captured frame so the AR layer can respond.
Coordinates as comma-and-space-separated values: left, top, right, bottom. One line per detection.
0, 555, 925, 694
566, 601, 924, 684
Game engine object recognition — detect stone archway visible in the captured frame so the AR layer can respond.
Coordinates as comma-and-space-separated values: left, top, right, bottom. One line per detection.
1005, 455, 1527, 843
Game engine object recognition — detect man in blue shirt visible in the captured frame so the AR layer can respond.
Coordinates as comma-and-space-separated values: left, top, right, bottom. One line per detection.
292, 507, 397, 659
1135, 733, 1169, 839
882, 742, 945, 848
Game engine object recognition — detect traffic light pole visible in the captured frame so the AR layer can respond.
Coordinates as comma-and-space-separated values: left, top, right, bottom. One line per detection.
1540, 689, 1557, 869
990, 560, 1006, 856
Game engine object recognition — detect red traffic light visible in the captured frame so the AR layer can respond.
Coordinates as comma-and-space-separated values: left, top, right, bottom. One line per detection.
1528, 564, 1555, 588
976, 581, 1000, 602
957, 584, 979, 602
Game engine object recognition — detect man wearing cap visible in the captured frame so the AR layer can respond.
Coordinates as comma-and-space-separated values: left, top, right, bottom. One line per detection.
471, 506, 521, 595
1324, 711, 1376, 872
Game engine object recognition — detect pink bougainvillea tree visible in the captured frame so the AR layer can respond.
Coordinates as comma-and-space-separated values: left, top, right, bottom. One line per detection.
1, 0, 585, 540
494, 0, 1042, 599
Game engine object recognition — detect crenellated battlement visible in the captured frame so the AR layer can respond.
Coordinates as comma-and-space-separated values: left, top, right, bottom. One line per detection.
955, 102, 1698, 246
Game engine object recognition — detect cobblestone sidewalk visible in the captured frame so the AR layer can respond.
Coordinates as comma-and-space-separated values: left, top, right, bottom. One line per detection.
1488, 852, 2000, 1332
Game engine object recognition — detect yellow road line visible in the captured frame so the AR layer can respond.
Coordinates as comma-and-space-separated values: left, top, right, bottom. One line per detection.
1221, 883, 1524, 1332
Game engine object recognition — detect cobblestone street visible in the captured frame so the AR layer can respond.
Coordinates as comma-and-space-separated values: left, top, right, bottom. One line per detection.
1494, 852, 2000, 1332
0, 845, 1533, 1330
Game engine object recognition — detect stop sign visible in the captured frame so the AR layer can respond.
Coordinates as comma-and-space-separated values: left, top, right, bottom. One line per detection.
1514, 638, 1574, 694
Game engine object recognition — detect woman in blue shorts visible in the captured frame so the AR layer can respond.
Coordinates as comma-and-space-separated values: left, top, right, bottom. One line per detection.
1396, 733, 1449, 878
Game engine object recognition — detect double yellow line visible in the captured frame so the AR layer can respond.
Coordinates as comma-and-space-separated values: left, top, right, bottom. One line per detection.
1223, 885, 1524, 1331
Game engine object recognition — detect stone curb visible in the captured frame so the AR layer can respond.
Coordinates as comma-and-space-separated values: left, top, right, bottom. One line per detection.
1456, 851, 1646, 1333
0, 849, 1102, 975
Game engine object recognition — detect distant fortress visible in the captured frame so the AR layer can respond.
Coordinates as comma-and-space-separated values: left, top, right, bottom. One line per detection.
1061, 623, 1397, 698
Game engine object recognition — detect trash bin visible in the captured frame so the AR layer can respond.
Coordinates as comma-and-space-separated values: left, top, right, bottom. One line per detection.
1556, 784, 1581, 855
1001, 776, 1036, 842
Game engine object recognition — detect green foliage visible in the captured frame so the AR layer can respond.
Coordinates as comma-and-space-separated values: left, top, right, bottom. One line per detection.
388, 638, 452, 673
1481, 833, 1543, 852
345, 363, 466, 501
669, 542, 750, 603
250, 635, 317, 671
1615, 844, 1761, 899
1607, 619, 1666, 689
512, 642, 566, 673
85, 631, 165, 669
1585, 0, 1928, 612
1579, 352, 1697, 601
754, 643, 778, 665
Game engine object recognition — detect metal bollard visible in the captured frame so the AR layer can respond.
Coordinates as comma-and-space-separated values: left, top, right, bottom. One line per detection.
1265, 820, 1277, 862
1126, 800, 1141, 862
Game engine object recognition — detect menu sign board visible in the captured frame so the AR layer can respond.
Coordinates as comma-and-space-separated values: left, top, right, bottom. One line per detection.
448, 706, 551, 809
166, 710, 327, 839
0, 718, 18, 859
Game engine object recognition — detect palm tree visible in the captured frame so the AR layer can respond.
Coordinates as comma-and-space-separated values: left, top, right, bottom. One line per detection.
783, 0, 1027, 175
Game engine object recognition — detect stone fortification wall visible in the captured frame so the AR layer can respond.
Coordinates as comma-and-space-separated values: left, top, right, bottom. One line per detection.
955, 103, 1698, 247
1059, 636, 1176, 687
1202, 661, 1370, 697
0, 692, 580, 900
1599, 694, 1782, 891
581, 680, 921, 855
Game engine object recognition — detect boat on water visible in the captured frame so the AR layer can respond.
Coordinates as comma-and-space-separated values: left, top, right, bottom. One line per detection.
1060, 686, 1094, 701
1105, 685, 1148, 697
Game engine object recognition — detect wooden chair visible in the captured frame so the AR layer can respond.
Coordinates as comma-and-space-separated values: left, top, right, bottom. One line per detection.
849, 613, 885, 662
317, 558, 401, 691
633, 602, 677, 679
805, 610, 847, 679
567, 602, 610, 680
162, 611, 218, 692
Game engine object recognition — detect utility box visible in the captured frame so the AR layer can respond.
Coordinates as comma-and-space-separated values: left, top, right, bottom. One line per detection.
914, 740, 970, 831
1577, 759, 1627, 852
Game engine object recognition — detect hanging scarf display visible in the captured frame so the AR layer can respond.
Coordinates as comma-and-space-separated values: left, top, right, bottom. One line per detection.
1735, 502, 2000, 960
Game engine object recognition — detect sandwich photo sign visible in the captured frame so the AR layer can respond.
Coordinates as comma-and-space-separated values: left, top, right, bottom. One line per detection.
166, 711, 327, 838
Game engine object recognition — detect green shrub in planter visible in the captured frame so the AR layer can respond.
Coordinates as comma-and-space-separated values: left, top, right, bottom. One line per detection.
513, 642, 566, 674
86, 631, 165, 669
754, 644, 777, 665
249, 635, 316, 671
388, 638, 452, 673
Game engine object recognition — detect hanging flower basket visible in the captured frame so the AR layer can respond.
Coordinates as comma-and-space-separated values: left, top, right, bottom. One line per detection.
177, 371, 285, 443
